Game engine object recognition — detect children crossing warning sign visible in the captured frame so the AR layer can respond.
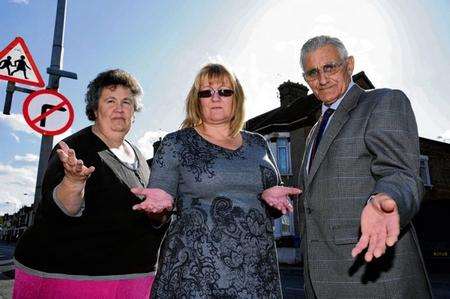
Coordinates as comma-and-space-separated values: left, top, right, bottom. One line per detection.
0, 37, 45, 87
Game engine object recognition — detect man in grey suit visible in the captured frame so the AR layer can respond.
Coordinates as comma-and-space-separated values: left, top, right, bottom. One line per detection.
298, 35, 432, 298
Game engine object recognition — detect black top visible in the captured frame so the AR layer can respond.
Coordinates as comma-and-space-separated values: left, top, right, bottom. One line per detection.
14, 126, 166, 276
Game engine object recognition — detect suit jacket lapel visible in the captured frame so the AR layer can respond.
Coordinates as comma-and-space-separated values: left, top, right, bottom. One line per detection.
306, 85, 364, 188
300, 121, 319, 188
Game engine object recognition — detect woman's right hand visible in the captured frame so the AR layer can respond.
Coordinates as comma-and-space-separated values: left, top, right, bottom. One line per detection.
131, 188, 174, 214
54, 141, 95, 216
56, 141, 95, 184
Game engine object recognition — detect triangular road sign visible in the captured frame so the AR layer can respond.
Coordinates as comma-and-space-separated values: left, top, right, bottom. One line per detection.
0, 37, 45, 87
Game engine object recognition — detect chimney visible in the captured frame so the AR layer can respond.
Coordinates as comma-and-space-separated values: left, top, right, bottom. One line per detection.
278, 81, 308, 108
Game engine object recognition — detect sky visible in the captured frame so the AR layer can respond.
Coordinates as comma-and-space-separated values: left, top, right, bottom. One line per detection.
0, 0, 449, 215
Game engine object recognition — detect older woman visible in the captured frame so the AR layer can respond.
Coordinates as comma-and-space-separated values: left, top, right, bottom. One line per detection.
13, 69, 165, 298
132, 63, 300, 298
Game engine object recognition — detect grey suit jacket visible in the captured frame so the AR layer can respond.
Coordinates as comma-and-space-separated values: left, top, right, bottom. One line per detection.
298, 85, 433, 298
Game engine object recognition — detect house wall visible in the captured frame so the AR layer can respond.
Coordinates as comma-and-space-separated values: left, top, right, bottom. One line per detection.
414, 138, 450, 272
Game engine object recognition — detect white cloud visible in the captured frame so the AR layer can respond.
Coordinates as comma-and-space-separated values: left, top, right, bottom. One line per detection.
11, 133, 20, 142
137, 130, 168, 159
14, 153, 38, 163
442, 130, 450, 139
0, 113, 39, 138
315, 14, 335, 23
0, 163, 36, 215
206, 54, 226, 64
9, 0, 29, 4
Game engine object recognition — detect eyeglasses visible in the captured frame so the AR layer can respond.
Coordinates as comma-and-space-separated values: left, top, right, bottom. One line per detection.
303, 60, 345, 82
197, 88, 234, 99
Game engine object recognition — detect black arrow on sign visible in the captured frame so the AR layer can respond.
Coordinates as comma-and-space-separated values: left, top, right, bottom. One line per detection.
40, 104, 67, 127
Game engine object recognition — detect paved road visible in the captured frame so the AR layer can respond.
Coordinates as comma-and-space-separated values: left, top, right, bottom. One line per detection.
0, 242, 14, 298
0, 242, 14, 280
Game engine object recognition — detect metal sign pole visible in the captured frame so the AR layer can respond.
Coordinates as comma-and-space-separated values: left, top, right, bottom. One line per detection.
3, 82, 15, 115
33, 0, 77, 214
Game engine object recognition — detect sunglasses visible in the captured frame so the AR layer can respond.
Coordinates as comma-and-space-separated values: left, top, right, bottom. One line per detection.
197, 88, 234, 99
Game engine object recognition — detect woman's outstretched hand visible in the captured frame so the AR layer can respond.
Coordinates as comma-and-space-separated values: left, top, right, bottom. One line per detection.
261, 186, 302, 214
56, 141, 95, 183
131, 187, 174, 214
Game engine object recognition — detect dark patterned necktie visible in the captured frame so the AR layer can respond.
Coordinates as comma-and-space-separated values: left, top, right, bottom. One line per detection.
309, 108, 335, 171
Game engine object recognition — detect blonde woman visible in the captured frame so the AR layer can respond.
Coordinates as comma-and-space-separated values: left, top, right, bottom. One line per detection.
133, 63, 300, 298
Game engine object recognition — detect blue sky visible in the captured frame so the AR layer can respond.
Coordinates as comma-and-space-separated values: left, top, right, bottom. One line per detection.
0, 0, 449, 215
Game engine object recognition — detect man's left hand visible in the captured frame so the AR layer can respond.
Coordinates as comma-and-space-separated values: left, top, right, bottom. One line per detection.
351, 193, 400, 262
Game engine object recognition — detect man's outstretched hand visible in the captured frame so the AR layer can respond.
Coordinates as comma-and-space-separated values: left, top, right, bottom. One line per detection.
352, 193, 400, 262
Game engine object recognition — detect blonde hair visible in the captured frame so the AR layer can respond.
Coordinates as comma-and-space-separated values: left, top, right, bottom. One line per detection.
181, 63, 245, 137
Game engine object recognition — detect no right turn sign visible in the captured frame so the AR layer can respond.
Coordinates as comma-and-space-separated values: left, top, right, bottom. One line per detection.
22, 89, 74, 136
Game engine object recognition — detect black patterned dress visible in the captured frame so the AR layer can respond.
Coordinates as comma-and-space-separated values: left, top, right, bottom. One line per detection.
149, 128, 283, 298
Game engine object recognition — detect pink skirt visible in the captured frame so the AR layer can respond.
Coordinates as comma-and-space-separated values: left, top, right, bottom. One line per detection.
13, 267, 155, 299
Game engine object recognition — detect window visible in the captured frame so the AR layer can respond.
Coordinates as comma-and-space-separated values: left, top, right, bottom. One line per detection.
281, 215, 290, 235
276, 137, 291, 175
274, 213, 295, 237
419, 155, 432, 187
264, 133, 292, 176
281, 213, 294, 236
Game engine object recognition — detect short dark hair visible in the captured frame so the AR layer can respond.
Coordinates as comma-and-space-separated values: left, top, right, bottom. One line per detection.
85, 69, 143, 121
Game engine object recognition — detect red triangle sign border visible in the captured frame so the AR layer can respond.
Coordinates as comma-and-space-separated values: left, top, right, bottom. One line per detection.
0, 37, 46, 88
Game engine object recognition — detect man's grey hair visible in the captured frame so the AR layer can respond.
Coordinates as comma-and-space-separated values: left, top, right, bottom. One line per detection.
300, 35, 349, 71
85, 69, 143, 121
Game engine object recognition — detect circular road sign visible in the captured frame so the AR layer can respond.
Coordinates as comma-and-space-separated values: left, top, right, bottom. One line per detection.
22, 89, 74, 136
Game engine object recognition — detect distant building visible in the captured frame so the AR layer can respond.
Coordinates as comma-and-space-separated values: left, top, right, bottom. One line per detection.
414, 138, 450, 272
0, 204, 34, 242
246, 72, 450, 266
